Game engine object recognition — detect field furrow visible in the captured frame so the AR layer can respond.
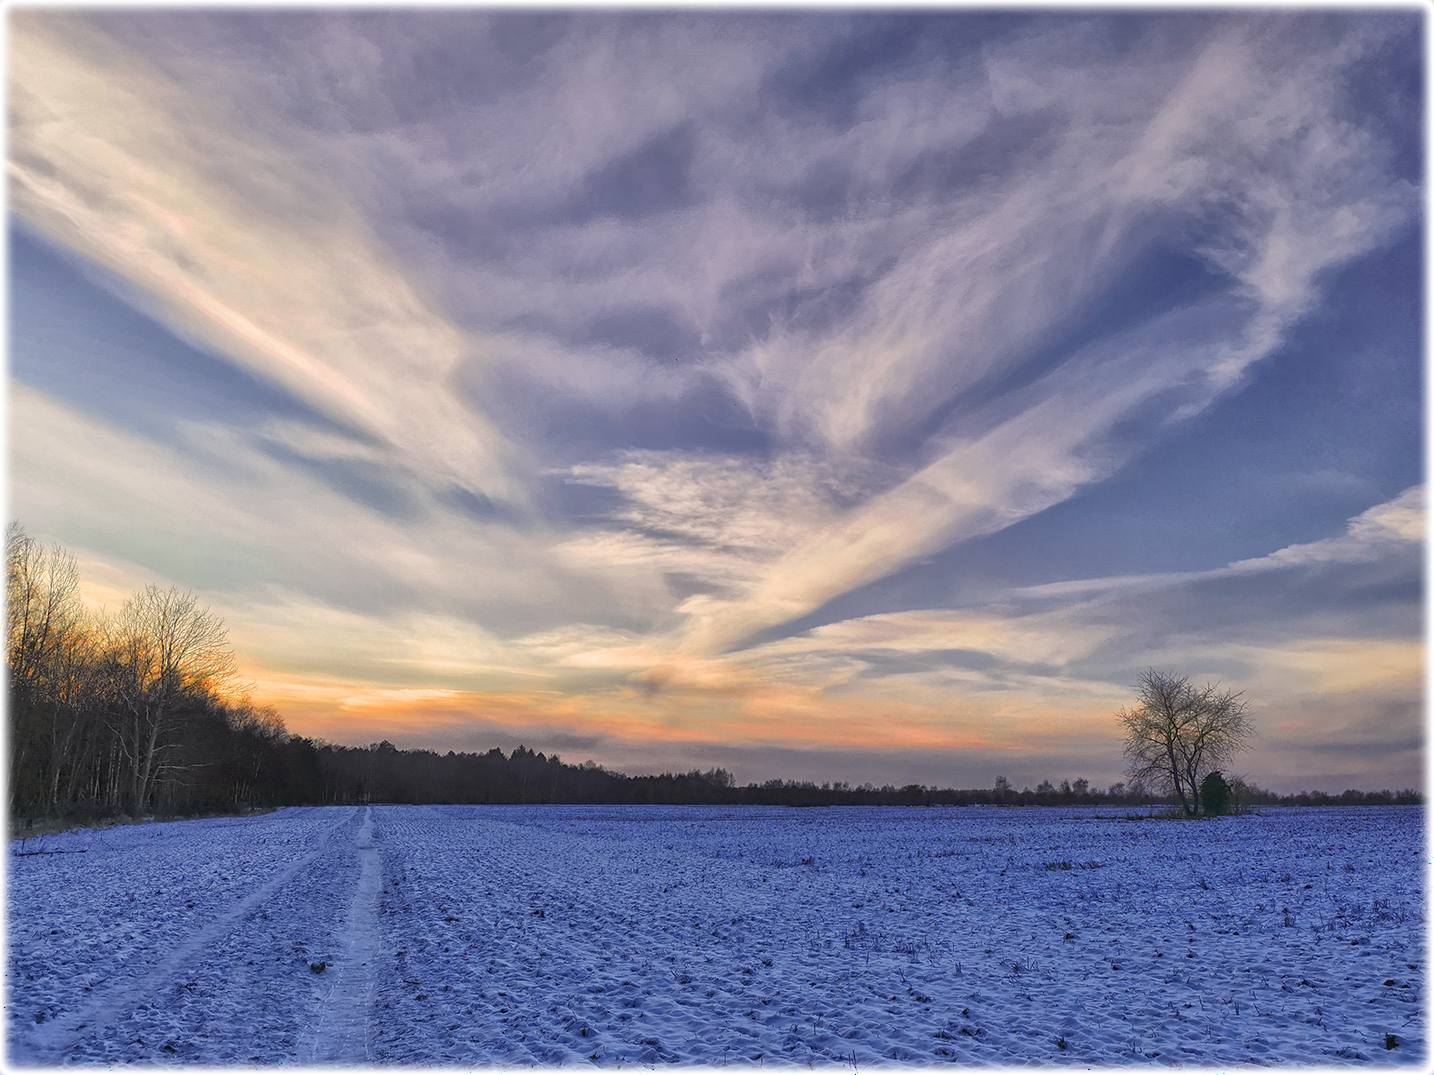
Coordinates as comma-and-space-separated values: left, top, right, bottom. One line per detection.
8, 804, 1424, 1066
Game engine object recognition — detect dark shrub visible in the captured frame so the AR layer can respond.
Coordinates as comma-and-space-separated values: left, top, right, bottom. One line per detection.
1201, 771, 1231, 816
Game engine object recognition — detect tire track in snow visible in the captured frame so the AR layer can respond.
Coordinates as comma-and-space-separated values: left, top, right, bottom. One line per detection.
19, 808, 360, 1064
307, 805, 383, 1063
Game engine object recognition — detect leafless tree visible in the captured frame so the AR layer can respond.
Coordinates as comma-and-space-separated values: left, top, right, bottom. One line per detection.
108, 585, 239, 812
227, 698, 287, 803
8, 523, 84, 698
6, 523, 99, 810
7, 528, 312, 820
1117, 669, 1254, 817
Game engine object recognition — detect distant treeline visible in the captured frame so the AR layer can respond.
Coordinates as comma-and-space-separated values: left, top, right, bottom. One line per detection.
7, 526, 1422, 826
302, 745, 1421, 810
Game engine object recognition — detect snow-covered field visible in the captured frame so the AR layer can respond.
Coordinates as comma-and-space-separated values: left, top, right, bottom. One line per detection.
7, 804, 1425, 1066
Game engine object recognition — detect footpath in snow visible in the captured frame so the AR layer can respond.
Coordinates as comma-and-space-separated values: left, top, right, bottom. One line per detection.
7, 804, 1425, 1066
306, 806, 382, 1062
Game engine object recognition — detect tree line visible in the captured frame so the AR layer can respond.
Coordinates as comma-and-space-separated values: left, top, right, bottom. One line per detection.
6, 524, 321, 823
8, 526, 1421, 826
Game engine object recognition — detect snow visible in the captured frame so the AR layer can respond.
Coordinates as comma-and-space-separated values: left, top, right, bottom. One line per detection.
307, 806, 382, 1063
7, 804, 1425, 1066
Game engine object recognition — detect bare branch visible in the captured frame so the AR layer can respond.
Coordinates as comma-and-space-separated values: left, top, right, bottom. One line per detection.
1117, 669, 1256, 816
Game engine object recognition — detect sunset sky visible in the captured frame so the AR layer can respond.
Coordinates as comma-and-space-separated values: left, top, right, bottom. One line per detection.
8, 10, 1423, 793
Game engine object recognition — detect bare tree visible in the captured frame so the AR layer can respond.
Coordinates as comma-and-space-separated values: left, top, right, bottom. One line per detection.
6, 523, 98, 811
7, 523, 84, 700
227, 698, 288, 803
1117, 669, 1254, 817
108, 585, 239, 812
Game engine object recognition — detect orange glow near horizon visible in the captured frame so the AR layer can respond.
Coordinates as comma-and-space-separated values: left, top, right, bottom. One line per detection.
249, 659, 1125, 759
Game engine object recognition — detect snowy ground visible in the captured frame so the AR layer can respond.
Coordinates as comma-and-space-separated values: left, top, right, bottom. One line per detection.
6, 804, 1425, 1066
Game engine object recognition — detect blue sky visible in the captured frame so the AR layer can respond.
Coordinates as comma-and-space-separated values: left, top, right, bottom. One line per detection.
8, 10, 1423, 792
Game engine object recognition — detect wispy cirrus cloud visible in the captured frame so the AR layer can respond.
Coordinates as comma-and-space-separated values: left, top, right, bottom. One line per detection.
1227, 486, 1423, 571
432, 15, 1411, 656
9, 383, 594, 636
9, 14, 522, 506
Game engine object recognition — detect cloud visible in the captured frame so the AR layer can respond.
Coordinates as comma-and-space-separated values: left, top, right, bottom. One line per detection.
514, 18, 1413, 656
730, 17, 1410, 446
1243, 686, 1422, 792
672, 303, 1260, 653
740, 607, 1112, 677
1221, 638, 1421, 698
553, 452, 868, 604
1009, 486, 1423, 610
38, 19, 1407, 644
695, 486, 1423, 740
1228, 486, 1423, 571
1015, 490, 1424, 715
8, 14, 522, 506
8, 383, 612, 637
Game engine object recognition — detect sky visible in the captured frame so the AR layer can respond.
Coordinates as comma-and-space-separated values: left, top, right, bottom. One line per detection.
6, 9, 1424, 794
